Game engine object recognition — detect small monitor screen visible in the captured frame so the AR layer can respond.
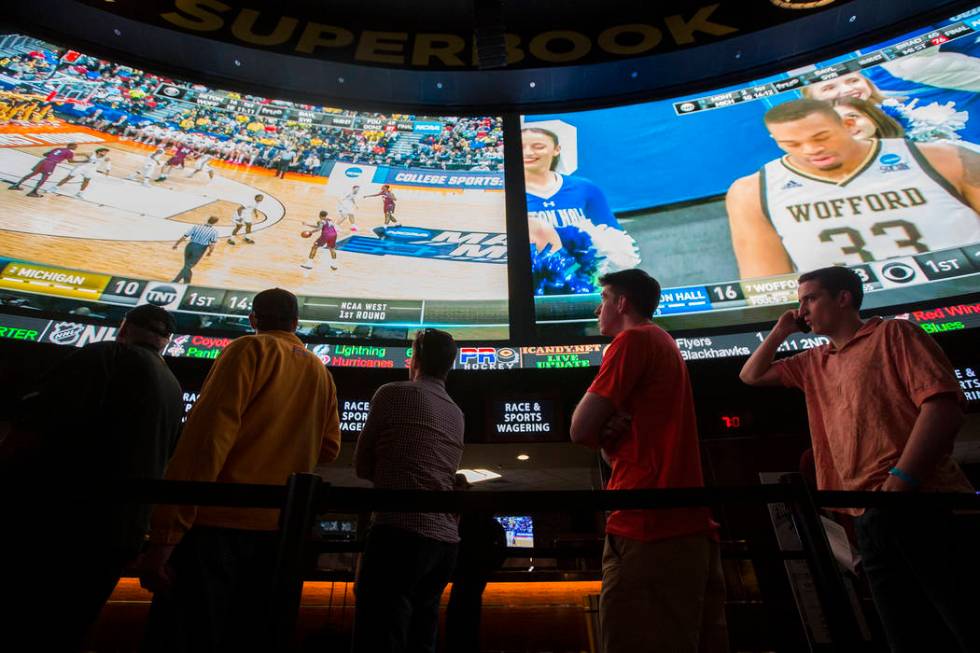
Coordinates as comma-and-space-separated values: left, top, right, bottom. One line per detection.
337, 396, 373, 441
955, 363, 980, 406
180, 389, 198, 423
496, 515, 534, 548
314, 517, 357, 541
488, 398, 563, 441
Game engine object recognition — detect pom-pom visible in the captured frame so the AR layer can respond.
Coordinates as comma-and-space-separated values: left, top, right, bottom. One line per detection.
529, 222, 643, 295
575, 222, 641, 273
884, 97, 969, 142
530, 226, 602, 295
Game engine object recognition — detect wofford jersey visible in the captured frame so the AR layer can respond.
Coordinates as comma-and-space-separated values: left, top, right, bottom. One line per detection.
762, 138, 980, 270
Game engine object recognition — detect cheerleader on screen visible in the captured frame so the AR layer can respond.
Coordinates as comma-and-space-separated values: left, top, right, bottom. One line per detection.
522, 126, 639, 293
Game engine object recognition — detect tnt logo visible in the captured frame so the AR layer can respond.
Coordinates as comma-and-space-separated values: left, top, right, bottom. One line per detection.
460, 347, 496, 365
140, 282, 185, 309
146, 285, 178, 306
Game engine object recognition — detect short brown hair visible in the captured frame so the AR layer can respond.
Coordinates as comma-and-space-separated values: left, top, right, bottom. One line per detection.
598, 269, 661, 318
798, 266, 864, 309
413, 328, 456, 379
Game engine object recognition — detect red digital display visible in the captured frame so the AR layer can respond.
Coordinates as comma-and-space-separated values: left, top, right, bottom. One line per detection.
720, 415, 742, 429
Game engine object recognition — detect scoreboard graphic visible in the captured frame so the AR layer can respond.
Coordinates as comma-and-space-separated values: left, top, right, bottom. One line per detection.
673, 21, 976, 115
0, 257, 509, 332
534, 242, 980, 331
3, 297, 977, 368
0, 261, 111, 300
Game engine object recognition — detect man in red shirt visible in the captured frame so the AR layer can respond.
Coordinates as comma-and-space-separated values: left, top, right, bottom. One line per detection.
570, 269, 727, 653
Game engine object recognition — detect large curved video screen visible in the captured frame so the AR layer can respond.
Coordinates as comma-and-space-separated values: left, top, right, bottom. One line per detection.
524, 8, 980, 337
0, 34, 507, 340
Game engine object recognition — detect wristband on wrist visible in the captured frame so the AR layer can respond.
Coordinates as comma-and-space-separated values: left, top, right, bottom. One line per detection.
888, 466, 920, 487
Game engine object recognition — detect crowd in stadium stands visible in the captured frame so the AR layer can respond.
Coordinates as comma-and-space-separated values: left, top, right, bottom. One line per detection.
0, 49, 172, 117
0, 48, 504, 173
411, 117, 503, 171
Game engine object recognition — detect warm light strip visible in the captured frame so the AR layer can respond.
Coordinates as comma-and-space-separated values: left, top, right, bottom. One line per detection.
109, 577, 600, 606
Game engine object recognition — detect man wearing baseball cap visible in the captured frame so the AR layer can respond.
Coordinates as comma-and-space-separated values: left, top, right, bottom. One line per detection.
0, 303, 184, 651
123, 303, 179, 342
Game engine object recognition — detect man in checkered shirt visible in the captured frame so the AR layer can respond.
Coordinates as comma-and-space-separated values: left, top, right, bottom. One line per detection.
352, 328, 464, 653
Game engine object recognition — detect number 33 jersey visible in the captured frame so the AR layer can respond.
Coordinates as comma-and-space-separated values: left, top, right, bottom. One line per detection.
761, 138, 980, 270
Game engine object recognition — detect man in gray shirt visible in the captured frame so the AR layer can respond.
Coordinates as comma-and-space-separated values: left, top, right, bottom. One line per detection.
352, 328, 464, 653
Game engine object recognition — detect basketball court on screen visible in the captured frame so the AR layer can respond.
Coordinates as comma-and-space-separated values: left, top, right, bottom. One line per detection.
0, 135, 506, 301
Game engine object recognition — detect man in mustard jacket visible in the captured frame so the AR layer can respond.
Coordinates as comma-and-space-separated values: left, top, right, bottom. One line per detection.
138, 288, 340, 652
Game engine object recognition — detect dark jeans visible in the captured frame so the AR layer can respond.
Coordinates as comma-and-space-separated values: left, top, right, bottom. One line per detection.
142, 526, 279, 653
445, 514, 506, 653
173, 242, 207, 283
855, 506, 980, 653
352, 525, 458, 653
445, 575, 490, 653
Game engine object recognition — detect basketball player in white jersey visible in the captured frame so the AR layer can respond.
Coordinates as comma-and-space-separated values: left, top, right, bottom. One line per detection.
186, 151, 215, 182
726, 98, 980, 278
128, 148, 166, 186
55, 147, 110, 198
228, 193, 264, 245
135, 123, 156, 145
336, 185, 360, 232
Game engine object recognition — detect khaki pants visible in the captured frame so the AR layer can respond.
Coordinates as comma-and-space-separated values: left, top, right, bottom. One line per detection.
600, 533, 728, 653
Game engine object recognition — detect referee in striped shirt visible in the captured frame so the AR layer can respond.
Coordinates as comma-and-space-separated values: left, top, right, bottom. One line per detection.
172, 216, 219, 283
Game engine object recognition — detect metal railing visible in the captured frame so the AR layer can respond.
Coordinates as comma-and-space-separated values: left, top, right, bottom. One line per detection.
77, 475, 980, 652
